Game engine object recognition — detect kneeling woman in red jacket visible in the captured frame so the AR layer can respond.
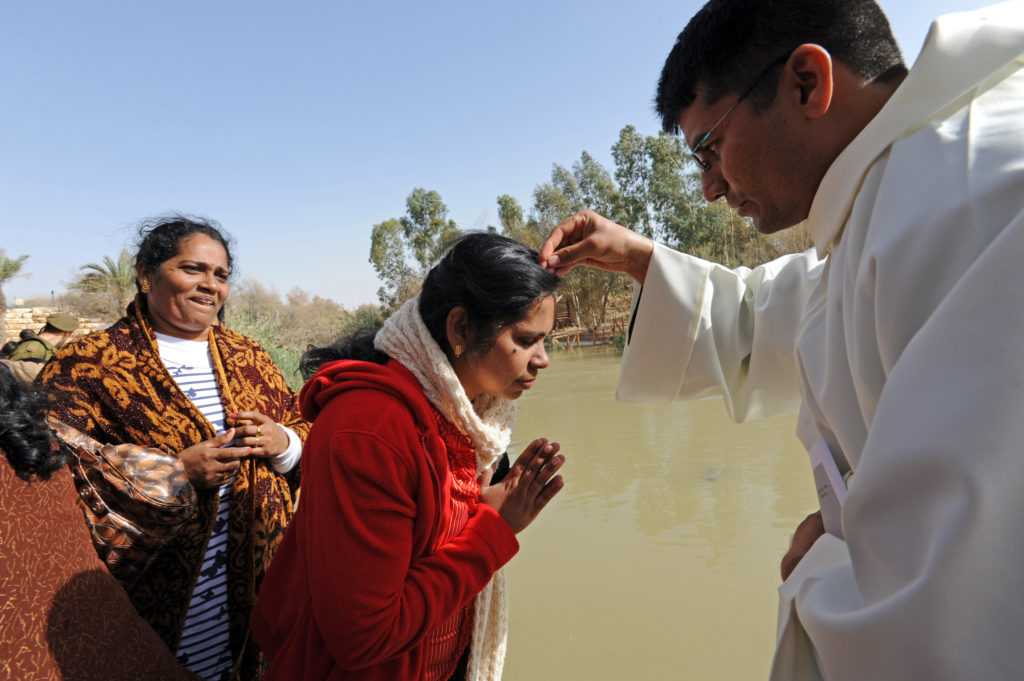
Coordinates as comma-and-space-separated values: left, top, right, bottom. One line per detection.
252, 232, 566, 681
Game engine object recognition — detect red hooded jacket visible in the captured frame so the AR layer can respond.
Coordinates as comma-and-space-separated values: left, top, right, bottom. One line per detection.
251, 359, 519, 680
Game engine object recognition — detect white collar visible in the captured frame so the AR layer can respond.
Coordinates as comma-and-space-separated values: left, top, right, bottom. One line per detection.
806, 1, 1024, 257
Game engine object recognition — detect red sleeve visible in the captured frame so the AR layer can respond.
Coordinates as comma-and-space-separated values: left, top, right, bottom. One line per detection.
304, 418, 518, 669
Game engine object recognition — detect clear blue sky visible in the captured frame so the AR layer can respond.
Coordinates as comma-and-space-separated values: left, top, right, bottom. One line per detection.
0, 1, 994, 309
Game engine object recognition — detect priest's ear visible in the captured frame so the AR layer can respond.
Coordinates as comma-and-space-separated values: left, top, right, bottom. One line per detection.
782, 44, 834, 119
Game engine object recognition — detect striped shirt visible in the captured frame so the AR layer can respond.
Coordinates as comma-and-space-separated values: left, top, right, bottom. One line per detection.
155, 333, 234, 681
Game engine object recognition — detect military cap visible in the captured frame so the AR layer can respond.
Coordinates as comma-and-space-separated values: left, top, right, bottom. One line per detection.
46, 312, 79, 332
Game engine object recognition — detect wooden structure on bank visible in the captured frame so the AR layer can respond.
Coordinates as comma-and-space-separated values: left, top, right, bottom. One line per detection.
554, 296, 573, 330
548, 316, 626, 351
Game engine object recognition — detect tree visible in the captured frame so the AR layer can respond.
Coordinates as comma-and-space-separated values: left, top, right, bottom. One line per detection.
403, 188, 461, 269
369, 188, 461, 309
0, 250, 30, 340
575, 151, 626, 223
527, 157, 631, 332
70, 250, 135, 318
611, 127, 702, 249
612, 125, 654, 237
369, 218, 415, 309
495, 194, 538, 248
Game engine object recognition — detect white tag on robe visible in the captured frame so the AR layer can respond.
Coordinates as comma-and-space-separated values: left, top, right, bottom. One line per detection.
808, 438, 847, 539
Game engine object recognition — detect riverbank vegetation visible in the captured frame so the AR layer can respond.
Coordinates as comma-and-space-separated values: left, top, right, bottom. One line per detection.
223, 281, 383, 389
371, 124, 811, 336
3, 124, 810, 387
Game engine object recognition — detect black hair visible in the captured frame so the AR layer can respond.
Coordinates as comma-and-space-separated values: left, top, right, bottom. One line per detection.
299, 326, 387, 378
655, 0, 907, 133
134, 214, 234, 294
0, 363, 65, 481
300, 232, 561, 380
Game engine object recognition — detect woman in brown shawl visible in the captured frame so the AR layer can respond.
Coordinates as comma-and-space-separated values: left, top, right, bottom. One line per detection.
41, 215, 310, 681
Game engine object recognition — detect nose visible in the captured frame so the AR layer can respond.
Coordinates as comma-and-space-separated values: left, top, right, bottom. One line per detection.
531, 345, 551, 370
701, 167, 727, 203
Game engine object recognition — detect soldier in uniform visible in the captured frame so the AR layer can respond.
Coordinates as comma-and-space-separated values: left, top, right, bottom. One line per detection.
9, 313, 79, 363
4, 313, 79, 384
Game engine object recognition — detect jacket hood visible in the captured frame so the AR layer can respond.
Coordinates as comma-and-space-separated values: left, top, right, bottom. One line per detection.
299, 358, 436, 432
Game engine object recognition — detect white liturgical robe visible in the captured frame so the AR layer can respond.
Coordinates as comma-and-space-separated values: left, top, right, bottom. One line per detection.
618, 3, 1024, 679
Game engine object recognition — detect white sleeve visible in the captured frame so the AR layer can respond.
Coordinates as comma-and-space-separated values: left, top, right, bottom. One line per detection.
617, 241, 825, 422
270, 425, 302, 474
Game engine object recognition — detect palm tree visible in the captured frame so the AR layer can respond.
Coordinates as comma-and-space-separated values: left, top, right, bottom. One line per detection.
73, 250, 135, 317
0, 249, 30, 341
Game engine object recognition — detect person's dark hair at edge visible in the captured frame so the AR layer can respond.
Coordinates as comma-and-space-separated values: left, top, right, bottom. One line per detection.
300, 232, 561, 379
0, 363, 65, 481
134, 214, 235, 294
655, 0, 908, 134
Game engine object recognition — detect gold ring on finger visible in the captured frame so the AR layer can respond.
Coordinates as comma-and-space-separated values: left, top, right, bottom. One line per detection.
255, 436, 260, 447
256, 425, 262, 437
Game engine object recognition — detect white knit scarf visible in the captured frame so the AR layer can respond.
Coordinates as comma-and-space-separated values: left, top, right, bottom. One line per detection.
374, 295, 514, 681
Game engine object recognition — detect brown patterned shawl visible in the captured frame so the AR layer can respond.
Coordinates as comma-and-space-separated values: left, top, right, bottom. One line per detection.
0, 455, 200, 681
40, 297, 310, 680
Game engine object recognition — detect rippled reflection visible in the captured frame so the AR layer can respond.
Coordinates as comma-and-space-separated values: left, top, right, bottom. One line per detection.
504, 348, 817, 680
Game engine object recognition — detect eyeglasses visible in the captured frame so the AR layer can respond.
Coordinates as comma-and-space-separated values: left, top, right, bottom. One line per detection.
689, 55, 789, 172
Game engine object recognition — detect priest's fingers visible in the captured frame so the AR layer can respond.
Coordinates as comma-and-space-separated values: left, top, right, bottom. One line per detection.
780, 511, 825, 580
540, 211, 609, 274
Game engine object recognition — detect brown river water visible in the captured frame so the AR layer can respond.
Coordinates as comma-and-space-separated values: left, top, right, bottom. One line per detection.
501, 348, 818, 680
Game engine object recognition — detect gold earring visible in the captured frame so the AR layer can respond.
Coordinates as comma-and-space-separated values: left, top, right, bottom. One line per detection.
454, 344, 463, 358
140, 280, 150, 293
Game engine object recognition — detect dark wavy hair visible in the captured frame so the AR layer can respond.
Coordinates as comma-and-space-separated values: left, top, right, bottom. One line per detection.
134, 214, 235, 294
300, 232, 561, 379
655, 0, 907, 133
0, 363, 65, 481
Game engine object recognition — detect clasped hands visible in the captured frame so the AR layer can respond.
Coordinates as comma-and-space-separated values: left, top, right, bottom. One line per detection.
178, 410, 287, 489
479, 438, 565, 534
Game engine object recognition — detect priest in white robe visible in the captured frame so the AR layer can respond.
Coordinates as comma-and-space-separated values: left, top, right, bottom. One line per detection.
541, 2, 1024, 679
